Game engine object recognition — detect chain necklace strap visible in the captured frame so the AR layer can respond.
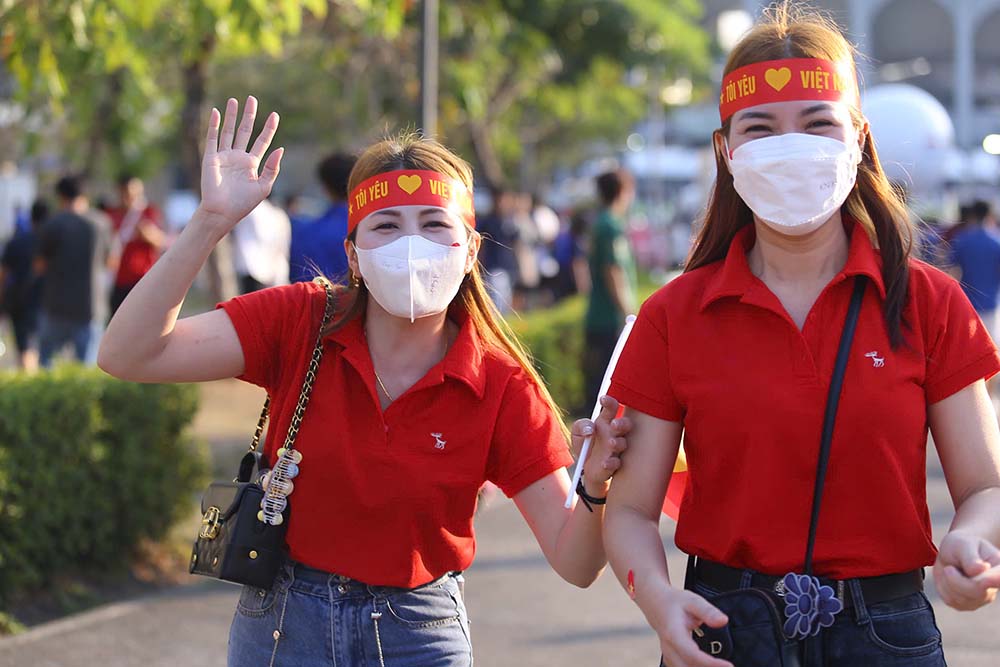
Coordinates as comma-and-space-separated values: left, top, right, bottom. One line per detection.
257, 278, 337, 526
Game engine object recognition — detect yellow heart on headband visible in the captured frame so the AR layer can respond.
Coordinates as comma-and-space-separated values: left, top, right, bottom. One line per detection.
397, 174, 422, 195
765, 67, 792, 92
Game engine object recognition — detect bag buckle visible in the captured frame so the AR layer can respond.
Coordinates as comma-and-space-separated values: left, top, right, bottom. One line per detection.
199, 506, 223, 540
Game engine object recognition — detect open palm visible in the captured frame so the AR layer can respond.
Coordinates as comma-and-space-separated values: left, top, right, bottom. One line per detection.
200, 96, 283, 226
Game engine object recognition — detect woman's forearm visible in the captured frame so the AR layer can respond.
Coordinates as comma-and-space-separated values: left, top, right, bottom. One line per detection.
549, 478, 611, 588
605, 503, 673, 628
98, 208, 227, 374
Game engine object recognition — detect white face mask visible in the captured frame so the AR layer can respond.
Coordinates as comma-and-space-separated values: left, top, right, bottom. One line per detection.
354, 235, 469, 323
728, 133, 862, 236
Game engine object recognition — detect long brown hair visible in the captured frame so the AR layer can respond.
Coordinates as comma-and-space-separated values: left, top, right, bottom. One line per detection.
688, 2, 913, 347
326, 132, 570, 440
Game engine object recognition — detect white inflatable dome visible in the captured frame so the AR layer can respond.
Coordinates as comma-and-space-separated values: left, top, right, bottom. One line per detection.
861, 83, 958, 193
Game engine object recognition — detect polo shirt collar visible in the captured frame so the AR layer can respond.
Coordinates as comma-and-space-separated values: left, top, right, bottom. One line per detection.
327, 304, 487, 399
700, 219, 887, 312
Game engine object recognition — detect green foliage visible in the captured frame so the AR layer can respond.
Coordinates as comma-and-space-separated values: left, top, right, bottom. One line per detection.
0, 367, 207, 606
510, 297, 589, 415
512, 277, 662, 415
1, 1, 709, 190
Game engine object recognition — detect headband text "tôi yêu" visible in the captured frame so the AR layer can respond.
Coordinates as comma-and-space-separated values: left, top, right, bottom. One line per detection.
719, 58, 856, 123
347, 169, 476, 233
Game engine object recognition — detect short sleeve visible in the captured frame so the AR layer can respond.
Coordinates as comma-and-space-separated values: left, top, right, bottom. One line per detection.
608, 299, 683, 421
217, 282, 316, 391
924, 277, 1000, 404
487, 369, 573, 498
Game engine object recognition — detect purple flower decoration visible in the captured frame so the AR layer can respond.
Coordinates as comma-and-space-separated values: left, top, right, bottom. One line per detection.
781, 573, 843, 639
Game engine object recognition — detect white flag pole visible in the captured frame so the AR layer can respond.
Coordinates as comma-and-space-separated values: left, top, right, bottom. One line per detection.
565, 314, 637, 509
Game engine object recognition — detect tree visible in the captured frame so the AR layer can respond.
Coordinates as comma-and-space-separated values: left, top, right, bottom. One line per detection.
436, 0, 710, 192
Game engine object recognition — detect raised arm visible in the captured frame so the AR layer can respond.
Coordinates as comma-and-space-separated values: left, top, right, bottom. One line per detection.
604, 409, 731, 667
98, 96, 283, 383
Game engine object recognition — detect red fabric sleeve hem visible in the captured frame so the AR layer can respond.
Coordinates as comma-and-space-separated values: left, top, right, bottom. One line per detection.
926, 350, 1000, 404
217, 299, 268, 388
498, 451, 574, 499
608, 381, 683, 422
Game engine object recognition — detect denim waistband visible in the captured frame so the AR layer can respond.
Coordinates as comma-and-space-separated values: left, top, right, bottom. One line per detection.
282, 560, 457, 600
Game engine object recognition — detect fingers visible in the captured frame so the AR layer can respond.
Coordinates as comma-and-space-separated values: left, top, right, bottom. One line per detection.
662, 629, 733, 667
937, 564, 996, 610
683, 592, 728, 628
569, 419, 594, 458
260, 148, 284, 191
957, 539, 991, 577
250, 111, 280, 161
973, 563, 1000, 590
203, 107, 221, 161
610, 415, 633, 437
218, 98, 239, 152
233, 95, 258, 153
596, 394, 620, 424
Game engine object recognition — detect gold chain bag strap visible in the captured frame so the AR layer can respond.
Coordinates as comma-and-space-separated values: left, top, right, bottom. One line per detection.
189, 277, 336, 588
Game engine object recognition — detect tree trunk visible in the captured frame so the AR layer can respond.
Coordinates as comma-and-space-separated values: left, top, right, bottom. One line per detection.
82, 69, 124, 180
180, 33, 237, 303
466, 120, 504, 193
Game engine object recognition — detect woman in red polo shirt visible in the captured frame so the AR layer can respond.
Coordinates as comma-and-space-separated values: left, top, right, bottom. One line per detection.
600, 6, 1000, 667
98, 98, 627, 666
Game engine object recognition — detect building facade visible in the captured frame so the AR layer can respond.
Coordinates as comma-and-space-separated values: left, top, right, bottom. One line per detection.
704, 0, 1000, 149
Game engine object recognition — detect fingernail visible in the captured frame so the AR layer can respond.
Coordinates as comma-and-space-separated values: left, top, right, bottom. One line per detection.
582, 424, 593, 435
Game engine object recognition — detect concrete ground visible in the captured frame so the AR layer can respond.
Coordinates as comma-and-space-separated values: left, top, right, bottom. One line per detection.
1, 379, 998, 666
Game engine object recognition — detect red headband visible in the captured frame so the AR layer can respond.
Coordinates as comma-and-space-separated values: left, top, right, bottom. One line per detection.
719, 58, 856, 123
347, 169, 476, 233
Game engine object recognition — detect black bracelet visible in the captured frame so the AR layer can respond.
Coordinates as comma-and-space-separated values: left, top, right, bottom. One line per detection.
576, 477, 607, 513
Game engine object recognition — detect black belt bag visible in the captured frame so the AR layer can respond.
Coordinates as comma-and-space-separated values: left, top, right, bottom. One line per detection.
189, 278, 335, 589
688, 276, 868, 667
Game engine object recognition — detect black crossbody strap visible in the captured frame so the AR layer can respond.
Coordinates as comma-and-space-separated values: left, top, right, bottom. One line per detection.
803, 276, 868, 575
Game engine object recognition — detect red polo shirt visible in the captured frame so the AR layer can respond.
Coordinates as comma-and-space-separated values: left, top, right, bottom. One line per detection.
609, 222, 1000, 579
219, 282, 572, 588
108, 205, 162, 287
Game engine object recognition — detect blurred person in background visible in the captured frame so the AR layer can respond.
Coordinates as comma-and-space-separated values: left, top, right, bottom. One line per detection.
947, 201, 1000, 384
552, 207, 591, 301
584, 168, 636, 408
35, 175, 112, 367
231, 197, 291, 293
0, 200, 49, 371
476, 187, 520, 313
288, 153, 355, 283
107, 174, 166, 316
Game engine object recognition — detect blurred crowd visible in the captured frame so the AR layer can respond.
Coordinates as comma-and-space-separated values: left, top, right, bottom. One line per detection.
0, 151, 647, 377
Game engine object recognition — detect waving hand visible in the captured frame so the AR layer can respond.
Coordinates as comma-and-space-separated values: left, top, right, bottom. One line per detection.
200, 96, 284, 230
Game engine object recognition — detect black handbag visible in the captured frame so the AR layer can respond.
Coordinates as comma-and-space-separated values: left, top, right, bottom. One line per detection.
688, 276, 868, 667
189, 278, 335, 589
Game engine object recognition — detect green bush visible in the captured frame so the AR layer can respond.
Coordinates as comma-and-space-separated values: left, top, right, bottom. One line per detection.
511, 297, 589, 415
0, 366, 207, 605
512, 278, 664, 417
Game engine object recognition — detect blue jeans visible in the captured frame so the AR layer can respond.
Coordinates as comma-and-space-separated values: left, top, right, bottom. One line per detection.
38, 313, 99, 367
679, 579, 947, 667
228, 561, 472, 667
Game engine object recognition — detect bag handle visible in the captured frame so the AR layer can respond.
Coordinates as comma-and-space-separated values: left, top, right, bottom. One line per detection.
246, 277, 337, 460
803, 275, 868, 575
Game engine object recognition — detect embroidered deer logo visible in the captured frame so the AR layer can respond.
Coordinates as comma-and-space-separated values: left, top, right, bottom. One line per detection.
865, 351, 885, 368
431, 433, 447, 450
